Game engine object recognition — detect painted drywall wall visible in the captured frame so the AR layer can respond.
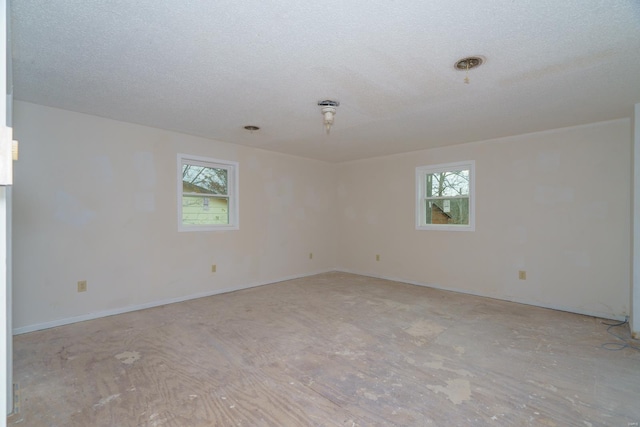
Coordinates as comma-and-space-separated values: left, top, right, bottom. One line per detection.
12, 101, 337, 331
10, 100, 633, 331
2, 0, 11, 415
336, 119, 632, 320
633, 103, 640, 338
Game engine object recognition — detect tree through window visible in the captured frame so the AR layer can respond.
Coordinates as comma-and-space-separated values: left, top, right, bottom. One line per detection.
178, 154, 239, 231
416, 161, 475, 231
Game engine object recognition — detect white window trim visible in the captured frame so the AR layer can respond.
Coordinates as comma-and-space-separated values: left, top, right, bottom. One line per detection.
415, 160, 475, 232
178, 153, 239, 232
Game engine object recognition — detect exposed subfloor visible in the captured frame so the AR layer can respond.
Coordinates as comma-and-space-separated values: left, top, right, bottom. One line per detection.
10, 272, 640, 426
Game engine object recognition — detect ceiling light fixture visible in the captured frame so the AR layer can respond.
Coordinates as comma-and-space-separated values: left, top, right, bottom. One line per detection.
455, 56, 484, 84
243, 125, 260, 133
317, 100, 340, 134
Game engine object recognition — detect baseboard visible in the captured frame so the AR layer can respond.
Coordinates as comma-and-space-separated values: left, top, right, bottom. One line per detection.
335, 269, 627, 322
13, 269, 334, 335
15, 268, 625, 335
6, 383, 22, 424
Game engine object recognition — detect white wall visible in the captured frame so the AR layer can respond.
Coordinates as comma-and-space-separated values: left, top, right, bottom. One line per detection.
633, 103, 640, 338
2, 0, 10, 418
12, 101, 337, 332
336, 119, 632, 320
11, 101, 634, 331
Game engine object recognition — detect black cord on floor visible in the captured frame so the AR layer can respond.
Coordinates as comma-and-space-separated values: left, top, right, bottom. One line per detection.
600, 317, 640, 351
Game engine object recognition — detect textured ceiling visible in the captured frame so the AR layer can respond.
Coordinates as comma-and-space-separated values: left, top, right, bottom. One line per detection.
10, 1, 640, 162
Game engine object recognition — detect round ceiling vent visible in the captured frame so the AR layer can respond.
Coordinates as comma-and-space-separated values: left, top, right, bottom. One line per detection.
454, 56, 484, 71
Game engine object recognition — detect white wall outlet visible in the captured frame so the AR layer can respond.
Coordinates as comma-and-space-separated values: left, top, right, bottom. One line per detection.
77, 280, 87, 292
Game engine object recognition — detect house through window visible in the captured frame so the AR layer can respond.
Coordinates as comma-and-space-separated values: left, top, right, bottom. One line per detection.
178, 154, 239, 231
416, 161, 475, 231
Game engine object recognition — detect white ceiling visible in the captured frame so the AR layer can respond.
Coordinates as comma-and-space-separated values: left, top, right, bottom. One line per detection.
10, 1, 640, 162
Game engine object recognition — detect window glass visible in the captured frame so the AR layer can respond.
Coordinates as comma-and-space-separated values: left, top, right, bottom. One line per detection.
416, 161, 475, 231
178, 154, 238, 231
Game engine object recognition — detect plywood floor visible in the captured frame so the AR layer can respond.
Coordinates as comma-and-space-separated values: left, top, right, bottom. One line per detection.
10, 272, 640, 426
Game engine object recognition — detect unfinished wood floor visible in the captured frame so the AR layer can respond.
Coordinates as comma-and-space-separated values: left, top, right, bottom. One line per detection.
11, 272, 640, 426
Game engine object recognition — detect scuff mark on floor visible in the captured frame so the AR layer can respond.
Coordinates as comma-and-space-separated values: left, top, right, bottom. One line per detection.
362, 390, 379, 401
426, 379, 471, 404
334, 348, 366, 359
527, 379, 558, 392
424, 360, 473, 377
454, 346, 465, 355
404, 320, 445, 338
115, 351, 141, 365
93, 393, 120, 409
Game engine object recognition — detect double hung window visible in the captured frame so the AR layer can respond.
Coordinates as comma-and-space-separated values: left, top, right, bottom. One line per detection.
178, 154, 239, 231
416, 161, 475, 231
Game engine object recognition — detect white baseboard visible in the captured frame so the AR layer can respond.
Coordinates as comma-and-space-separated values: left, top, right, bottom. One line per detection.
335, 268, 627, 322
13, 269, 334, 335
15, 268, 625, 335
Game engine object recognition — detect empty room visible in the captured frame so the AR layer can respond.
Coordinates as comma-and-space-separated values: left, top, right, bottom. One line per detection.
3, 1, 640, 426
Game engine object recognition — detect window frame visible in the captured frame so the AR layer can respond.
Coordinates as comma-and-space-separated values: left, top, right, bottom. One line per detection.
177, 153, 239, 232
415, 160, 475, 232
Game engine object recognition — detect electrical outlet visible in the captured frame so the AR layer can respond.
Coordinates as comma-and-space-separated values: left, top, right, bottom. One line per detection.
376, 254, 380, 261
518, 270, 526, 280
309, 252, 313, 260
77, 280, 87, 292
211, 264, 217, 273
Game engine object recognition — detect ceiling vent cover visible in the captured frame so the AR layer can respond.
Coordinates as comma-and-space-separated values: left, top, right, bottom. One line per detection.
454, 56, 484, 70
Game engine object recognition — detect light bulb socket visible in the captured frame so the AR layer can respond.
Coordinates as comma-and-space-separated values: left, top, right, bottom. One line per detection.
318, 100, 339, 134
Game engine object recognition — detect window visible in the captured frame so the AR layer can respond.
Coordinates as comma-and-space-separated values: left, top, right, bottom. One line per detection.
416, 161, 475, 231
178, 154, 239, 231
